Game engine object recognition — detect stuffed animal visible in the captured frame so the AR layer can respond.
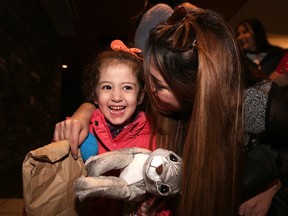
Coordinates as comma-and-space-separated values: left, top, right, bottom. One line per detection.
74, 147, 182, 202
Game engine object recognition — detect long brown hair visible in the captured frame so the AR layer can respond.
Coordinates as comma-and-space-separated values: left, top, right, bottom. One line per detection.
144, 7, 245, 215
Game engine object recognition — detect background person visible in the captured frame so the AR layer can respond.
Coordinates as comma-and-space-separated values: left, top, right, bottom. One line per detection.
236, 18, 285, 76
269, 51, 288, 87
132, 0, 197, 54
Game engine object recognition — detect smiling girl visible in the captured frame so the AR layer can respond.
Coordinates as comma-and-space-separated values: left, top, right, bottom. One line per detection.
54, 41, 165, 215
79, 40, 155, 156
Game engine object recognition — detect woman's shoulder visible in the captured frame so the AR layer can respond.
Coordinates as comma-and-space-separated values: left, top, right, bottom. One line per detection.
244, 80, 272, 135
245, 80, 272, 96
268, 82, 288, 106
267, 45, 285, 57
147, 3, 173, 15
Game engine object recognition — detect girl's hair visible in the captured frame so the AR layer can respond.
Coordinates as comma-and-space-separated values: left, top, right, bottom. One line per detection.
144, 7, 245, 215
81, 49, 145, 106
236, 18, 270, 53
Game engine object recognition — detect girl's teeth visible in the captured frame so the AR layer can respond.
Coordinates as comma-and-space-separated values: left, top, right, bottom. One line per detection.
110, 106, 124, 110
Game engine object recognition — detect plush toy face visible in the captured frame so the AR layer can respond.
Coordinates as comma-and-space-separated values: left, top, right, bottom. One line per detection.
143, 148, 182, 196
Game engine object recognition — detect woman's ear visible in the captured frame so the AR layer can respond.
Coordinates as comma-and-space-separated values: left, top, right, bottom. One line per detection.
137, 89, 145, 105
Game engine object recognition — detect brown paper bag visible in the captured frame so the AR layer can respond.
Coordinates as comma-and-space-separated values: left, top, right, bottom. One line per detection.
22, 140, 89, 216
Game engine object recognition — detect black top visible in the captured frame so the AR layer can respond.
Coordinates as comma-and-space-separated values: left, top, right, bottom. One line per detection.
245, 45, 284, 75
244, 80, 288, 149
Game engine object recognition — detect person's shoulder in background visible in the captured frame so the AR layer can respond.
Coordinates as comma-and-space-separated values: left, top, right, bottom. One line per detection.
134, 3, 173, 51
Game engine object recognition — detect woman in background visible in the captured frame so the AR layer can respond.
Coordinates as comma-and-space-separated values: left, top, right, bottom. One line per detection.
236, 18, 284, 76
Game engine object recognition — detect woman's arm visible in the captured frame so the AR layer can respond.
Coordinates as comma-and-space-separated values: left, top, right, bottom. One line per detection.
238, 179, 281, 216
53, 102, 96, 159
269, 70, 288, 87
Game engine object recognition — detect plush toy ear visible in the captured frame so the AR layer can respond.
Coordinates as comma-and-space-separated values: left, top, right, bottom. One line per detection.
80, 132, 99, 161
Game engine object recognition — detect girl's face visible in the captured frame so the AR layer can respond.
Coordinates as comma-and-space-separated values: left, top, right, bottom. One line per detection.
95, 63, 144, 126
236, 24, 256, 52
148, 62, 182, 113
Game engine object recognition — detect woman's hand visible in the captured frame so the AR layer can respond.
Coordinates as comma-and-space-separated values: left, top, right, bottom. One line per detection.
238, 179, 281, 216
53, 103, 96, 159
136, 196, 172, 216
269, 71, 288, 87
54, 118, 87, 159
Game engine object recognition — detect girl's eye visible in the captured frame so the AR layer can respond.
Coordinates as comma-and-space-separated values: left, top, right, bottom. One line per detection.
123, 86, 133, 91
102, 85, 112, 90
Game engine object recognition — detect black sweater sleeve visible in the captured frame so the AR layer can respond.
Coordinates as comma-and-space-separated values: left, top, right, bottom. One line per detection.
264, 83, 288, 149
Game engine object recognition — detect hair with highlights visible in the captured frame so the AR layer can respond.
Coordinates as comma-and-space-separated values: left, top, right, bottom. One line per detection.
144, 7, 245, 215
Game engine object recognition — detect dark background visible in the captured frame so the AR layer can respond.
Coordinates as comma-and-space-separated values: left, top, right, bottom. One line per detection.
0, 0, 275, 198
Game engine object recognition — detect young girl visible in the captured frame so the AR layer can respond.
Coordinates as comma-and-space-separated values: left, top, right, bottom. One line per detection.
55, 40, 155, 156
55, 40, 165, 215
80, 40, 155, 156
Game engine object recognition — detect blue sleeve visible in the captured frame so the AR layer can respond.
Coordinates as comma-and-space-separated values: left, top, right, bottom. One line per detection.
80, 132, 99, 161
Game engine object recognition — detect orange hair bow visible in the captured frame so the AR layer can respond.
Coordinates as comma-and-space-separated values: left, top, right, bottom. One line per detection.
110, 40, 143, 60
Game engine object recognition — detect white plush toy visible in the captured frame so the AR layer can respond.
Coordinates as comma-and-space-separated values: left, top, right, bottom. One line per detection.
74, 147, 182, 202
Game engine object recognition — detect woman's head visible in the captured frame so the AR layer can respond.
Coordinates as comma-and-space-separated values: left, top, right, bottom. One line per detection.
236, 18, 270, 53
82, 49, 145, 126
144, 7, 243, 115
143, 7, 245, 215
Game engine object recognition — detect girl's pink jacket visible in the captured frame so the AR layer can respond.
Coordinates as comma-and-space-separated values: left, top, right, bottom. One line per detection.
89, 109, 156, 154
86, 109, 172, 216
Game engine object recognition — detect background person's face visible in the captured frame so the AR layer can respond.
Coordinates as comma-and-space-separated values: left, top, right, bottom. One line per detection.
237, 24, 256, 52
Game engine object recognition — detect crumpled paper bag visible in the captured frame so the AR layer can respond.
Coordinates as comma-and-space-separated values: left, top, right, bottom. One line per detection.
22, 140, 88, 216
